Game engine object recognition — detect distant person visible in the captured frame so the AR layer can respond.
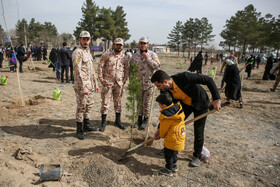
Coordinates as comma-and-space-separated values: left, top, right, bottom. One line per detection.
16, 44, 28, 73
125, 49, 133, 60
220, 51, 238, 73
36, 46, 42, 61
204, 52, 208, 65
262, 54, 274, 80
72, 30, 100, 140
256, 54, 261, 69
270, 61, 280, 92
8, 50, 17, 72
154, 92, 186, 176
68, 47, 76, 84
0, 45, 3, 68
221, 59, 243, 108
42, 47, 47, 60
188, 51, 203, 73
58, 42, 71, 83
49, 48, 57, 72
252, 55, 256, 69
129, 37, 160, 130
219, 53, 224, 63
210, 56, 214, 65
190, 57, 193, 63
98, 38, 129, 132
245, 55, 254, 79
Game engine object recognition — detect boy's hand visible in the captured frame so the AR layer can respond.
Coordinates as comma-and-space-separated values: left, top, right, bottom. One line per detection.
154, 129, 160, 140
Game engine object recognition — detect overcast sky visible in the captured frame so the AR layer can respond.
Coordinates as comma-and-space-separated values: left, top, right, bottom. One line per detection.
1, 0, 280, 47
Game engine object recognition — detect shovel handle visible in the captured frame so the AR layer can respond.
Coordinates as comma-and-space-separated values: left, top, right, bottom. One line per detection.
184, 108, 218, 125
126, 137, 154, 153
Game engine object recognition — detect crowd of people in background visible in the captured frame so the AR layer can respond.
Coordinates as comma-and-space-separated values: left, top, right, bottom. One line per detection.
0, 41, 279, 93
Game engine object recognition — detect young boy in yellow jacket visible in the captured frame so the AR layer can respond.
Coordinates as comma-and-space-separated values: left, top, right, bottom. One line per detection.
154, 92, 186, 176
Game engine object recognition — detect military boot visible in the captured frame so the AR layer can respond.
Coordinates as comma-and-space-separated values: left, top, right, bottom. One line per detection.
115, 113, 126, 130
76, 122, 85, 140
134, 115, 142, 128
99, 114, 107, 132
83, 118, 98, 132
140, 117, 148, 130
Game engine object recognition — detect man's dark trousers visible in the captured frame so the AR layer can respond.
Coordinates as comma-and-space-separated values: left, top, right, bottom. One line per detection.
182, 105, 208, 159
61, 65, 69, 83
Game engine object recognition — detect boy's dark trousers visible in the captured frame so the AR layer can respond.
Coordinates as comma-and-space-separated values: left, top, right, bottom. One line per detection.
182, 105, 208, 159
164, 147, 178, 170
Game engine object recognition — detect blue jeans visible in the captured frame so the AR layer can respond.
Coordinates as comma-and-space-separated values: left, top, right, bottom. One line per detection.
54, 62, 61, 80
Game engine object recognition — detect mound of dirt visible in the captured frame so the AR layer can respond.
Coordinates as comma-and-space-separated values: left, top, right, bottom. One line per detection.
84, 155, 136, 187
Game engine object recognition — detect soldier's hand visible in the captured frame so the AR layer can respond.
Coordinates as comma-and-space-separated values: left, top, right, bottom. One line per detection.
141, 52, 148, 59
95, 85, 100, 93
83, 88, 89, 95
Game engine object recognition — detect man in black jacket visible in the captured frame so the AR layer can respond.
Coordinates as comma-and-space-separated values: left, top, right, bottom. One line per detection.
151, 70, 221, 167
16, 44, 28, 73
58, 42, 71, 83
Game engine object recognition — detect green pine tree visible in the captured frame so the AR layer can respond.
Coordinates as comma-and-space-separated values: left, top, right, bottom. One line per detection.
126, 63, 142, 126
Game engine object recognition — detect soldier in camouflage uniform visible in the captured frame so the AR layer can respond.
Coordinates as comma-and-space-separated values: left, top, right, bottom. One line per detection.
98, 38, 129, 132
130, 37, 160, 129
72, 31, 100, 140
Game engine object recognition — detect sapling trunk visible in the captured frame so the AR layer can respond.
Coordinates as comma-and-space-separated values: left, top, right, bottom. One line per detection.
126, 63, 142, 148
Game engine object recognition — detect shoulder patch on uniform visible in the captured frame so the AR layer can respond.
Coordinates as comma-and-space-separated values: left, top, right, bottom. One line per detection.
155, 57, 159, 63
77, 58, 81, 64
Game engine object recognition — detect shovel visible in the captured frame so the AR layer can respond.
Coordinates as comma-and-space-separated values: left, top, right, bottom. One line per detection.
119, 107, 220, 161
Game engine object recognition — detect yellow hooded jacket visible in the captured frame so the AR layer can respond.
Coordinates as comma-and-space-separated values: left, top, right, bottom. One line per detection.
159, 103, 186, 151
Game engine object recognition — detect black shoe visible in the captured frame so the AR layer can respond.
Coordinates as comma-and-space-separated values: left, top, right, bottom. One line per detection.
239, 103, 243, 108
115, 113, 126, 130
140, 117, 148, 130
270, 88, 275, 92
134, 115, 142, 128
159, 168, 173, 177
76, 122, 85, 140
83, 118, 98, 132
66, 81, 70, 84
99, 114, 107, 132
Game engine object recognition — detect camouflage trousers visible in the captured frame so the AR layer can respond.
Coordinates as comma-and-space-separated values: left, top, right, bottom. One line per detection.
74, 89, 94, 122
101, 83, 124, 114
138, 87, 154, 118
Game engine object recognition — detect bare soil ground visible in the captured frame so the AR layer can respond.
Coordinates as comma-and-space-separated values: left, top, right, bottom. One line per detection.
0, 55, 279, 187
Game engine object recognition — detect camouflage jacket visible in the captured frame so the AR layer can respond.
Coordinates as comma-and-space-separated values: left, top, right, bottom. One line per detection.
130, 50, 160, 90
72, 47, 98, 91
98, 50, 129, 87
